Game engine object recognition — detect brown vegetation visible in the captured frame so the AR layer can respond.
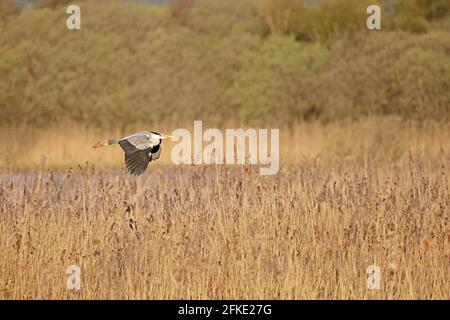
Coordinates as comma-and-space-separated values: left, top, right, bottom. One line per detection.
0, 120, 448, 299
0, 155, 448, 299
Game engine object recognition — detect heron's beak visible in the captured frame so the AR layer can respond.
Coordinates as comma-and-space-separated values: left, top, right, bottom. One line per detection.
161, 134, 174, 140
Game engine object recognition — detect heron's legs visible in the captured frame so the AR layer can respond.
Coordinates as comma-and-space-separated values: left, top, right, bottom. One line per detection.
91, 142, 109, 149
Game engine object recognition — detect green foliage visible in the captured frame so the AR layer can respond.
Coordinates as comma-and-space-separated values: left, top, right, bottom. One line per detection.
310, 31, 450, 121
260, 0, 450, 39
289, 0, 372, 42
230, 35, 328, 124
386, 0, 450, 32
0, 0, 449, 127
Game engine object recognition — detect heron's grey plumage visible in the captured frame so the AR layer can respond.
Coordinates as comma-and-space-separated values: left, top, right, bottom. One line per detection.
120, 131, 158, 151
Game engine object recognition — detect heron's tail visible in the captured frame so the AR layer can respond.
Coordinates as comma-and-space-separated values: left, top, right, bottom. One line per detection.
92, 139, 118, 149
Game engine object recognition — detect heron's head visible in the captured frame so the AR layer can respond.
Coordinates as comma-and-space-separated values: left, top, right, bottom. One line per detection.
151, 131, 174, 142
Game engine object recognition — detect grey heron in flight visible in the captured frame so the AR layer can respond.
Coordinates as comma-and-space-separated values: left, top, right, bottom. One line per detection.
92, 131, 173, 175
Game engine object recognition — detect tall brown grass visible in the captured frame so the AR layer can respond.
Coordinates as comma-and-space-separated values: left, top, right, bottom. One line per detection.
1, 118, 449, 170
0, 120, 448, 299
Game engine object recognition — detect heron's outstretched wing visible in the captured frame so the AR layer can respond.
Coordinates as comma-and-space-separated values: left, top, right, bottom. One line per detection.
124, 148, 152, 175
123, 145, 162, 175
119, 132, 152, 154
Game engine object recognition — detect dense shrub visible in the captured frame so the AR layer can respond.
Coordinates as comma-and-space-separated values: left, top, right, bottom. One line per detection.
312, 31, 450, 121
0, 0, 448, 127
230, 35, 328, 124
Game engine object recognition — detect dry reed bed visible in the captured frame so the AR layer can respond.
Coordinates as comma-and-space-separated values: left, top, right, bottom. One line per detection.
1, 119, 449, 169
0, 156, 448, 299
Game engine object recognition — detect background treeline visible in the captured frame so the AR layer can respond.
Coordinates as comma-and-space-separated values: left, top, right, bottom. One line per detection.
0, 0, 449, 127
